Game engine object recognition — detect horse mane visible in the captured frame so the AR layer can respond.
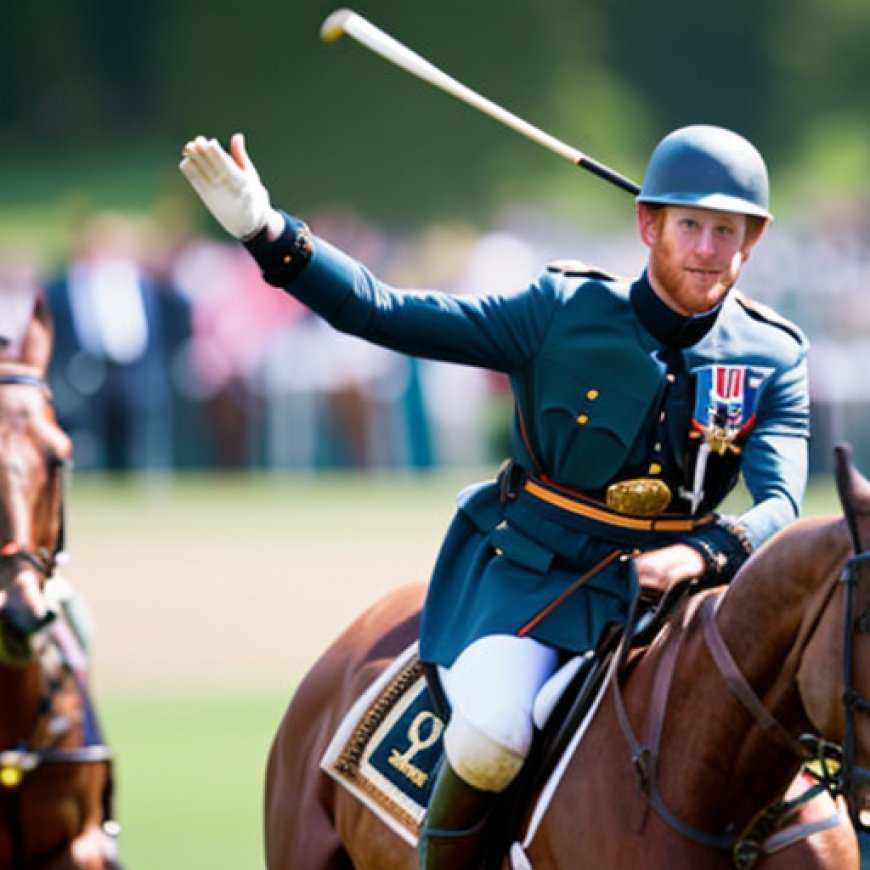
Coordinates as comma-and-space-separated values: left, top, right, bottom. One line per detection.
725, 514, 847, 612
835, 443, 870, 555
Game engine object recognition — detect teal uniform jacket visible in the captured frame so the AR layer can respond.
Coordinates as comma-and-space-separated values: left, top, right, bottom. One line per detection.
245, 214, 810, 667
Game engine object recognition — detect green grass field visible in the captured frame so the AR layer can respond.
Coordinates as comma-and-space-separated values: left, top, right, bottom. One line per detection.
64, 471, 844, 869
101, 695, 285, 868
69, 471, 464, 869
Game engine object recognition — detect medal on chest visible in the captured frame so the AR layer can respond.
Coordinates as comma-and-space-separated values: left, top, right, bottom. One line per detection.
680, 364, 774, 512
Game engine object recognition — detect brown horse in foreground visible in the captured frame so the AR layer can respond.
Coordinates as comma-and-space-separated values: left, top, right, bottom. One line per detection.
266, 455, 870, 869
0, 346, 118, 866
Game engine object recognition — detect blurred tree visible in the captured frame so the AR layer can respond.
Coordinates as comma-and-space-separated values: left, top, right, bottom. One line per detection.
0, 0, 867, 225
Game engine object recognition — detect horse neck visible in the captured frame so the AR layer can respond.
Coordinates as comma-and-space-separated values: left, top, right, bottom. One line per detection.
0, 659, 44, 746
648, 518, 851, 824
716, 516, 851, 710
0, 630, 84, 752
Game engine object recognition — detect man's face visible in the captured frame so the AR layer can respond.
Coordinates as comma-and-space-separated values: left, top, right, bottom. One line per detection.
638, 205, 765, 316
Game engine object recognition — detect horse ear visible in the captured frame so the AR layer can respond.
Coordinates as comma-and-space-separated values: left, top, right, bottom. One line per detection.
17, 293, 53, 376
834, 443, 870, 554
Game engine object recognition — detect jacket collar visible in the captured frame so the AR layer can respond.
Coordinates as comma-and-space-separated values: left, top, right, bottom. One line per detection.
630, 271, 721, 349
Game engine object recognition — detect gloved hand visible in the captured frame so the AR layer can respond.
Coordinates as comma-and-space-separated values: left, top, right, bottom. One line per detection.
179, 133, 274, 240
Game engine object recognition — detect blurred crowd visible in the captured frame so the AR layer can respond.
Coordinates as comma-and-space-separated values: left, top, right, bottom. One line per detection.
0, 201, 867, 476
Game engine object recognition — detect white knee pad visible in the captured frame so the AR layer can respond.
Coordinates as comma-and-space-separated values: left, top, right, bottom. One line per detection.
439, 634, 559, 792
443, 709, 525, 792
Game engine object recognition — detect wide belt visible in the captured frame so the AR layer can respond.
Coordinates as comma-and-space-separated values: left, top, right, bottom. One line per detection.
523, 477, 714, 534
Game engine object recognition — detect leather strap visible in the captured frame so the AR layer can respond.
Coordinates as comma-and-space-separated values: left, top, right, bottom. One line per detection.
614, 591, 814, 852
701, 598, 812, 761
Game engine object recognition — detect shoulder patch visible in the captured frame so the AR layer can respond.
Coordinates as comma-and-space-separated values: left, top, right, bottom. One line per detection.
733, 290, 807, 347
546, 259, 618, 281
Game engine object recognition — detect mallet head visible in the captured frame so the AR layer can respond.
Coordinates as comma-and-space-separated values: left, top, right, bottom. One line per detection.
320, 9, 353, 43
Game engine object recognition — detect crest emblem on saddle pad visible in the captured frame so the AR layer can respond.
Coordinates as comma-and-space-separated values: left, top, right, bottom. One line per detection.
321, 644, 446, 845
690, 364, 773, 455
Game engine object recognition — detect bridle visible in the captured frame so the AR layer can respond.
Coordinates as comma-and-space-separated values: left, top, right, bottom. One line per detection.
840, 546, 870, 829
614, 578, 845, 868
0, 541, 56, 577
0, 369, 68, 634
0, 369, 115, 864
0, 541, 60, 637
611, 442, 870, 862
0, 615, 115, 866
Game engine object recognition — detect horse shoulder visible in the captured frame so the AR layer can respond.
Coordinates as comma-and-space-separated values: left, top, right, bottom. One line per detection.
266, 583, 425, 870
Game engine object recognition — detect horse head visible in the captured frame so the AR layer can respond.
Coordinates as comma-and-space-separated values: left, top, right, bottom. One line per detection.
0, 361, 71, 665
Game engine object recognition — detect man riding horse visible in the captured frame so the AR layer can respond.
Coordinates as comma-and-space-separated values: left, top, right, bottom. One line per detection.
180, 123, 809, 868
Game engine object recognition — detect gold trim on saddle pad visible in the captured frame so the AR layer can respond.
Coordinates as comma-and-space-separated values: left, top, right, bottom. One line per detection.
524, 479, 713, 532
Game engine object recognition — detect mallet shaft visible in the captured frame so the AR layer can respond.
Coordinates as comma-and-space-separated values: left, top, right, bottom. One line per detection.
321, 9, 640, 196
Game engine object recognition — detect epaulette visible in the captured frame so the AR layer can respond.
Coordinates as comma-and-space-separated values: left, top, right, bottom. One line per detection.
733, 290, 808, 347
546, 259, 618, 281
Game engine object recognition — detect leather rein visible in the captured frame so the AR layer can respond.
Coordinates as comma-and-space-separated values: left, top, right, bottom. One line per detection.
0, 622, 115, 868
840, 548, 870, 827
613, 584, 843, 866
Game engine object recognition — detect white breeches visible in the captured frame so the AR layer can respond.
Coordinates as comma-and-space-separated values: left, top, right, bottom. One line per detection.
439, 634, 560, 792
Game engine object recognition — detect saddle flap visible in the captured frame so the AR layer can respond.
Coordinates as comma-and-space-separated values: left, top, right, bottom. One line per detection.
834, 443, 870, 554
320, 643, 445, 847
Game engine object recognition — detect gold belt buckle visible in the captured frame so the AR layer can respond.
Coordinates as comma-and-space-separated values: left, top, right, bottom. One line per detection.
606, 478, 672, 517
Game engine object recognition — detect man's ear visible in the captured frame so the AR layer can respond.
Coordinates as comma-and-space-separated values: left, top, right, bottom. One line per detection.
740, 217, 770, 261
636, 203, 660, 249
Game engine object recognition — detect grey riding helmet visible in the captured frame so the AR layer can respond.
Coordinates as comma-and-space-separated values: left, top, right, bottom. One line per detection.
637, 125, 772, 220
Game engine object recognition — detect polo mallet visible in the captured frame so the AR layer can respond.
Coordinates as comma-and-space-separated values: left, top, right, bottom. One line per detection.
320, 9, 640, 196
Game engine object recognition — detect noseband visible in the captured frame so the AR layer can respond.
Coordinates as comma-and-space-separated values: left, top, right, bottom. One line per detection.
0, 370, 49, 390
0, 542, 56, 578
840, 548, 870, 828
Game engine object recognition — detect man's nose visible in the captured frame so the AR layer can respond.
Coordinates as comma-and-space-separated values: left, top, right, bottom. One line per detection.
695, 227, 716, 256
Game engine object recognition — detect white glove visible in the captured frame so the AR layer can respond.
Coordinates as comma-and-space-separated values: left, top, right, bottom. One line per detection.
179, 133, 272, 240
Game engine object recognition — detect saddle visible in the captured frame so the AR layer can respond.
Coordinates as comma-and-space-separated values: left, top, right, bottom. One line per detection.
320, 582, 691, 859
487, 580, 695, 867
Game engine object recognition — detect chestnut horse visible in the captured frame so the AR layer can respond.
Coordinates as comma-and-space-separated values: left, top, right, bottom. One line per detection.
0, 307, 119, 868
266, 451, 870, 869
